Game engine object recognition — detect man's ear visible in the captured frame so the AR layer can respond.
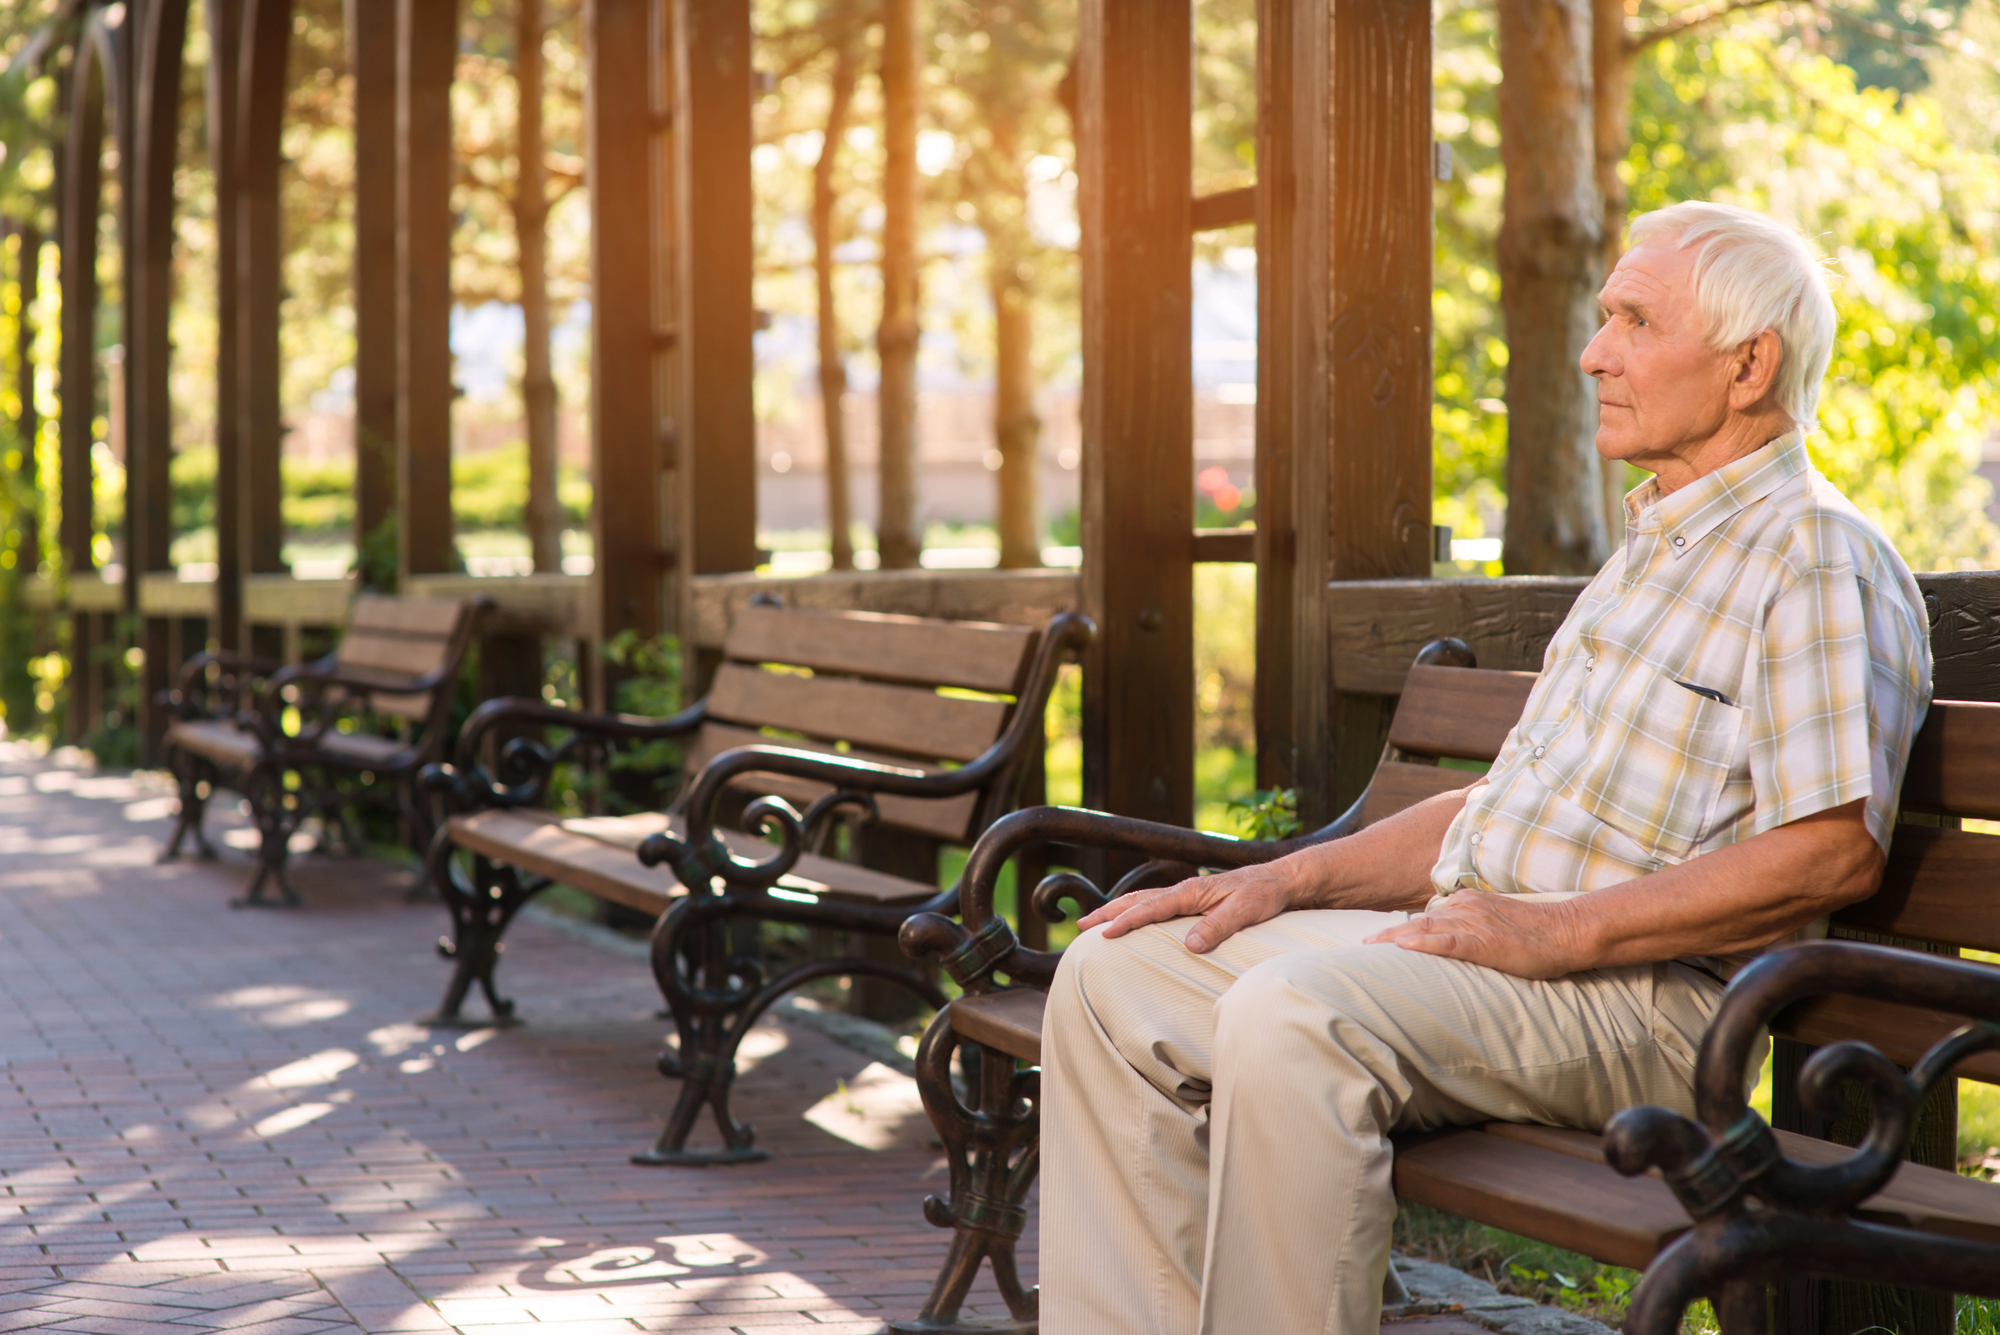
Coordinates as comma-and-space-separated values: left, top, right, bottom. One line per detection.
1729, 328, 1783, 409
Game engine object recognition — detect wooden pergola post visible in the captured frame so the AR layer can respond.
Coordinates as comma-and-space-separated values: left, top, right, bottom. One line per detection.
209, 0, 243, 651
669, 0, 759, 592
57, 17, 121, 740
1075, 0, 1195, 828
396, 0, 459, 585
131, 0, 193, 762
1256, 0, 1434, 823
350, 0, 398, 573
584, 0, 667, 702
238, 0, 293, 662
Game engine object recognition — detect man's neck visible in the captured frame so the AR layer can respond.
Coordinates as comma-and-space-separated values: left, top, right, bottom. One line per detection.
1648, 412, 1792, 495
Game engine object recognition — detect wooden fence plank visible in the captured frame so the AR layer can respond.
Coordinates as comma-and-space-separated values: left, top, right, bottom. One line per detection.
1329, 572, 2000, 703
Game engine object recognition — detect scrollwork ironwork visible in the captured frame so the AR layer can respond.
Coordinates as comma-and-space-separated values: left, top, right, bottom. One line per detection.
1604, 941, 2000, 1335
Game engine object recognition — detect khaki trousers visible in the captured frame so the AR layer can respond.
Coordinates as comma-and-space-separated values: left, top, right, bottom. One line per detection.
1038, 906, 1726, 1335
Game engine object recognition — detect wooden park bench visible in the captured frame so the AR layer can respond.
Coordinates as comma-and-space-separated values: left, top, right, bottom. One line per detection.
422, 602, 1093, 1165
891, 640, 2000, 1335
160, 593, 483, 908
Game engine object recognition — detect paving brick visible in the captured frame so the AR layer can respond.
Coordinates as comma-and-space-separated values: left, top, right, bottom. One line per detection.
0, 746, 1044, 1335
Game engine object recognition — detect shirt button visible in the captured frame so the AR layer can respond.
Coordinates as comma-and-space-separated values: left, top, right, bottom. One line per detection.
1585, 656, 1596, 669
1532, 745, 1546, 758
1673, 535, 1687, 547
1469, 833, 1483, 847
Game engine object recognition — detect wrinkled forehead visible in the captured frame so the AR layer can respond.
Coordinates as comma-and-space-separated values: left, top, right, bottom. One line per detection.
1599, 239, 1697, 310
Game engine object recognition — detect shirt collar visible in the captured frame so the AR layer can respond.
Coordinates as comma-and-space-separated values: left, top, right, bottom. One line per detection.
1623, 430, 1809, 559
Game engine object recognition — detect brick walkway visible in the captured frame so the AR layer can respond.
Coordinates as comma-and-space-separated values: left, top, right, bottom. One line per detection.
0, 744, 1028, 1333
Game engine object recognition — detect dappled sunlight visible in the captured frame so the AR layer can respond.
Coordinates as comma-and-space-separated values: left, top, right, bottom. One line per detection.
250, 1047, 360, 1089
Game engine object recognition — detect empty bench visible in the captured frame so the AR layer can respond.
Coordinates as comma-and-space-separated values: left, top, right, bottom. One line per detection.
891, 640, 2000, 1334
160, 593, 482, 906
424, 603, 1092, 1164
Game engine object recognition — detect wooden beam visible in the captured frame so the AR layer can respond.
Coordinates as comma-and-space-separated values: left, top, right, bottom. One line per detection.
396, 0, 458, 580
131, 0, 193, 760
1259, 0, 1434, 819
1077, 0, 1194, 826
238, 0, 291, 581
349, 0, 396, 569
1326, 572, 2000, 704
688, 568, 1082, 650
670, 0, 759, 581
585, 0, 664, 663
208, 0, 243, 647
1190, 186, 1256, 233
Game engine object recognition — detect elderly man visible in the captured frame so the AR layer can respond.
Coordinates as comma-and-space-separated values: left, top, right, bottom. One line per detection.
1039, 201, 1932, 1334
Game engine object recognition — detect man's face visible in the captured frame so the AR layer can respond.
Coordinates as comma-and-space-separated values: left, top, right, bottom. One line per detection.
1581, 240, 1740, 473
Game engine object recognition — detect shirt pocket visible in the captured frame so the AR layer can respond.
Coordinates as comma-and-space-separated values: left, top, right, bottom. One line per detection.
1541, 668, 1744, 861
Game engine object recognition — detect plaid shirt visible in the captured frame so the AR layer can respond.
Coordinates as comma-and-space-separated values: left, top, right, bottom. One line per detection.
1430, 431, 1931, 900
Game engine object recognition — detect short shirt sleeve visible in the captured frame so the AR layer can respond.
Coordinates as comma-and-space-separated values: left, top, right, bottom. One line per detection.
1748, 563, 1925, 849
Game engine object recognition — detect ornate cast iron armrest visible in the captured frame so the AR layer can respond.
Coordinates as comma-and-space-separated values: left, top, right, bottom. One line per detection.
161, 649, 285, 720
643, 612, 1097, 904
421, 696, 711, 814
1603, 941, 2000, 1335
898, 805, 1321, 995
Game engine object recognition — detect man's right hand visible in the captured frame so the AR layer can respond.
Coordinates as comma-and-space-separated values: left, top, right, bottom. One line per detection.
1070, 787, 1473, 955
1075, 859, 1310, 954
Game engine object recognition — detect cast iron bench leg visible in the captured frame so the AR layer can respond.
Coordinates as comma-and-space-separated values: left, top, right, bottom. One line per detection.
158, 751, 219, 863
633, 898, 951, 1169
428, 847, 541, 1027
233, 761, 303, 908
889, 1016, 1039, 1334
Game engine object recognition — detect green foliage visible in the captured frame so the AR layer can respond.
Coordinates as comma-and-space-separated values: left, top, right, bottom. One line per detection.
1226, 788, 1301, 841
603, 630, 685, 790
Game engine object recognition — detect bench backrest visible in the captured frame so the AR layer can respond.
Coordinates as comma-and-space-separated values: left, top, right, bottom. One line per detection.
683, 605, 1045, 843
1369, 657, 2000, 1084
332, 594, 478, 727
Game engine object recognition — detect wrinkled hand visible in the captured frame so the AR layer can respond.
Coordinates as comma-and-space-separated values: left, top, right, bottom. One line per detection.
1076, 859, 1309, 954
1363, 890, 1593, 979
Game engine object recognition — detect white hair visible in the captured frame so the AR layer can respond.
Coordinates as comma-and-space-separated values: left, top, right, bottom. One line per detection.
1625, 201, 1837, 431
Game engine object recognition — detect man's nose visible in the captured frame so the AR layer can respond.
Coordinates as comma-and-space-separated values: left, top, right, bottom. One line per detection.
1580, 325, 1616, 379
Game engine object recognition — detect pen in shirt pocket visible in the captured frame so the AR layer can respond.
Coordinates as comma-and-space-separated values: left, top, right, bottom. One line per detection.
1676, 681, 1732, 706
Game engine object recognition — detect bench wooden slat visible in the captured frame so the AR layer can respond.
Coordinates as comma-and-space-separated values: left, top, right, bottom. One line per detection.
684, 723, 982, 842
449, 809, 938, 912
1385, 665, 1537, 762
336, 629, 456, 678
1481, 1121, 2000, 1244
1777, 990, 2000, 1084
348, 594, 467, 636
1900, 699, 2000, 821
947, 989, 1048, 1063
705, 662, 1010, 764
1358, 760, 1484, 828
724, 605, 1039, 695
1836, 826, 2000, 955
1391, 1129, 1689, 1271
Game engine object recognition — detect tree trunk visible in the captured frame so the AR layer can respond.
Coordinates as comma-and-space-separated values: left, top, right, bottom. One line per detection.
15, 223, 39, 571
1593, 0, 1633, 544
985, 107, 1040, 570
993, 263, 1041, 568
876, 0, 922, 570
516, 0, 562, 574
815, 41, 859, 571
1497, 0, 1607, 576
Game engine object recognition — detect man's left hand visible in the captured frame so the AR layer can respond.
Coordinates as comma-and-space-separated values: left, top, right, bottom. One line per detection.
1363, 891, 1592, 980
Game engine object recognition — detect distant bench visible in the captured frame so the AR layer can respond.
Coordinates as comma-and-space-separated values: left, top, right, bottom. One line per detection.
889, 640, 2000, 1334
160, 593, 482, 906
